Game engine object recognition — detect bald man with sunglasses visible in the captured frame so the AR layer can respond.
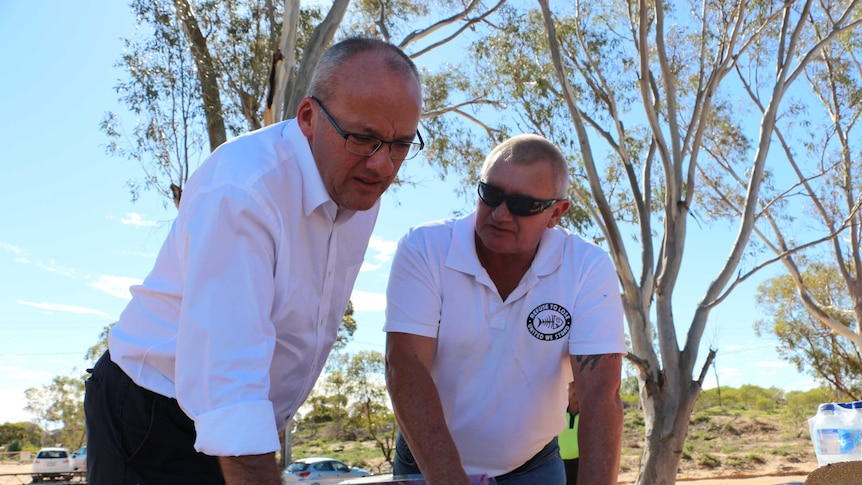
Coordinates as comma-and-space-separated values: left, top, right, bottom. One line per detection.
384, 134, 627, 485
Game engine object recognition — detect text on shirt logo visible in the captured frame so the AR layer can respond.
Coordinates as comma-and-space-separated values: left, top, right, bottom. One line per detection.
526, 303, 572, 341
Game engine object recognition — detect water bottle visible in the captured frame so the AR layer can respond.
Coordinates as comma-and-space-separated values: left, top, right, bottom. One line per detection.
809, 402, 862, 465
853, 401, 862, 460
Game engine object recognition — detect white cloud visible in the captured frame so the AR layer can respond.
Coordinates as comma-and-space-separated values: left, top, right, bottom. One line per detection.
1, 241, 31, 263
350, 290, 386, 312
0, 241, 24, 254
88, 275, 141, 299
361, 235, 398, 271
35, 260, 75, 277
116, 249, 158, 259
117, 212, 157, 227
0, 388, 33, 423
0, 365, 51, 383
16, 300, 110, 318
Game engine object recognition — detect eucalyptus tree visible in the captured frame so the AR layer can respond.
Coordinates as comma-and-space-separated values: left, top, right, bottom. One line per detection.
24, 375, 87, 449
343, 351, 395, 464
103, 0, 507, 209
422, 0, 862, 483
707, 11, 862, 351
755, 263, 862, 400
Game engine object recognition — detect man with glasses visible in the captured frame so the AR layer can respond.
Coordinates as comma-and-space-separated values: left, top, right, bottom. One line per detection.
85, 37, 423, 485
385, 134, 626, 485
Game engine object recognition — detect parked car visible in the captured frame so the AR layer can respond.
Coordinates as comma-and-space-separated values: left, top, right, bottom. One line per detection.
71, 446, 87, 472
282, 457, 371, 484
31, 447, 74, 482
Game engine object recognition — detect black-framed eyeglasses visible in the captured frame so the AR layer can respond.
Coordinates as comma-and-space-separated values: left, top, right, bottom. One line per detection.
477, 181, 560, 217
310, 95, 424, 161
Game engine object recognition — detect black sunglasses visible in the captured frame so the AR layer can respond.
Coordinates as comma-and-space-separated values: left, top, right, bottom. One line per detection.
477, 181, 559, 217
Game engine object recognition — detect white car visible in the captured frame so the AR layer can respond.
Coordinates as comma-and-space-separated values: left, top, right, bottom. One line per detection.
31, 447, 74, 482
282, 457, 371, 484
71, 446, 87, 472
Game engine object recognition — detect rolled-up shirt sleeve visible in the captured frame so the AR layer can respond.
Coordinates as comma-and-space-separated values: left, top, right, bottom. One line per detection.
174, 184, 281, 456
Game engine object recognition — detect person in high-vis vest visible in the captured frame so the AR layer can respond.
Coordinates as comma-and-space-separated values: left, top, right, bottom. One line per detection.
559, 381, 580, 484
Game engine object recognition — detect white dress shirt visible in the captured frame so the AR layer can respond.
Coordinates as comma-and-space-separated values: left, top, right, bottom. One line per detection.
109, 119, 379, 456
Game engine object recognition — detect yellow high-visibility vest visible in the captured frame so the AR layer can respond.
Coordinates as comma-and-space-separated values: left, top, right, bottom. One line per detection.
559, 411, 580, 460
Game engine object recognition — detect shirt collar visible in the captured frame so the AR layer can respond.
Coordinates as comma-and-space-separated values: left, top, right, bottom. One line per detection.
282, 119, 351, 222
445, 212, 565, 278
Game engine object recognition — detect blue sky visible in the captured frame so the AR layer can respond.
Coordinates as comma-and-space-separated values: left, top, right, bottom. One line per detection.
0, 2, 816, 425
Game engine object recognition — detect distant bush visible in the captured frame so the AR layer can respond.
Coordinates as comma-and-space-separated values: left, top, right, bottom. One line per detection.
7, 439, 21, 452
698, 453, 721, 468
755, 397, 776, 412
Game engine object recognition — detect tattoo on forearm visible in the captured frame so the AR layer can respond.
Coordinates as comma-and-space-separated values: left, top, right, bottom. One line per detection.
575, 354, 603, 372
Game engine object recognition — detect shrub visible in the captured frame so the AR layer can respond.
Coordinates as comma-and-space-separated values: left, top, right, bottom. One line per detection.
7, 439, 21, 452
698, 453, 721, 469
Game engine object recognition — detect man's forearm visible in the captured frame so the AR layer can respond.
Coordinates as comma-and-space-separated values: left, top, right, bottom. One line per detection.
218, 453, 282, 485
577, 393, 623, 484
387, 363, 469, 484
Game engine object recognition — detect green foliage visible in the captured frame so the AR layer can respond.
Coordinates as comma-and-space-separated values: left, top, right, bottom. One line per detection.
0, 422, 41, 449
7, 438, 21, 452
86, 323, 115, 364
698, 453, 721, 468
333, 301, 358, 352
24, 374, 87, 448
297, 350, 396, 462
755, 264, 862, 400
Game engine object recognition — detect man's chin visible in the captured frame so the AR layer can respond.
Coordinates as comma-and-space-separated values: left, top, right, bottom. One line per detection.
338, 193, 381, 211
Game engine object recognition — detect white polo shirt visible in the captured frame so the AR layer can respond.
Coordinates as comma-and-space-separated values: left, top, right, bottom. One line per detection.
384, 213, 626, 476
109, 119, 379, 456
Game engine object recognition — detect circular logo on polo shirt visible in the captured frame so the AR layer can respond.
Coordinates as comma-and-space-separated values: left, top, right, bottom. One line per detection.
526, 303, 571, 341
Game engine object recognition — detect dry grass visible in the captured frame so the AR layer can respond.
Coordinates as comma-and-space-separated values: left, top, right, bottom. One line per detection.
617, 406, 818, 482
292, 406, 820, 482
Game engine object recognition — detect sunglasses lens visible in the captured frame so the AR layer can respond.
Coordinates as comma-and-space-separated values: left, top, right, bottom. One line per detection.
478, 181, 556, 216
478, 182, 504, 207
506, 198, 539, 216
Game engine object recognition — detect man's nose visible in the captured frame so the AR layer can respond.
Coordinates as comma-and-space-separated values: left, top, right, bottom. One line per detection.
365, 147, 396, 176
492, 201, 514, 220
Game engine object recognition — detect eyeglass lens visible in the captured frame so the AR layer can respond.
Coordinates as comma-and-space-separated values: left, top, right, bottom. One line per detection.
477, 181, 557, 216
311, 95, 422, 160
344, 135, 419, 160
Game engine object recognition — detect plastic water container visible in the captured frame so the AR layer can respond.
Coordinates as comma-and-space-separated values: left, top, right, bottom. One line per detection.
809, 402, 862, 465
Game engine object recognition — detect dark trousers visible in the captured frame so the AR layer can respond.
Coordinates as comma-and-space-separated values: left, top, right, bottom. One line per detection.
563, 458, 579, 484
84, 351, 225, 485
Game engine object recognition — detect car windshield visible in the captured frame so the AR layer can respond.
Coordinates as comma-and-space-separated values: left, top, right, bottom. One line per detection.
286, 462, 309, 472
37, 450, 67, 459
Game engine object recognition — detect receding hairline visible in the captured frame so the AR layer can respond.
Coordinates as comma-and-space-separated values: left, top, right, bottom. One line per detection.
480, 134, 570, 198
308, 37, 421, 100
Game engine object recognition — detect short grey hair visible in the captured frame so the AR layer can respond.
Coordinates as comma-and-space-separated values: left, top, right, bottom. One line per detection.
308, 37, 421, 100
480, 134, 570, 198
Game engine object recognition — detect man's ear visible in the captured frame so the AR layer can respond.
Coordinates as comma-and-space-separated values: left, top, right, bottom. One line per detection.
547, 199, 571, 228
296, 97, 315, 137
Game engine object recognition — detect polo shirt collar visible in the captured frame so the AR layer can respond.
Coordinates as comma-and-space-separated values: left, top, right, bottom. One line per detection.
446, 212, 566, 279
282, 119, 353, 221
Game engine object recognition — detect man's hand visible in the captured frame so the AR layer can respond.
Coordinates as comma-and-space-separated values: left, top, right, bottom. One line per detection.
219, 453, 282, 485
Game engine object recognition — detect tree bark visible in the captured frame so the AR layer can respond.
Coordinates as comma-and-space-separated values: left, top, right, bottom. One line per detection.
173, 0, 227, 152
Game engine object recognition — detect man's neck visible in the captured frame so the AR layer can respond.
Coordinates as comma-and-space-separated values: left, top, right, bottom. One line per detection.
475, 235, 537, 301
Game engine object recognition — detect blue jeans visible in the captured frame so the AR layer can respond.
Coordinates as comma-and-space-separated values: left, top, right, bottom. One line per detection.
394, 432, 565, 485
